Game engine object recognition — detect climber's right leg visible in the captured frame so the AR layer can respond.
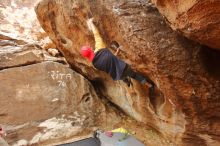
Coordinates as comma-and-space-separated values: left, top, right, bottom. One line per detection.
122, 65, 155, 98
125, 66, 151, 85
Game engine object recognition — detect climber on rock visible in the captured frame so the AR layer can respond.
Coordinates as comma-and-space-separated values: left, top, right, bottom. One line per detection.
80, 18, 155, 96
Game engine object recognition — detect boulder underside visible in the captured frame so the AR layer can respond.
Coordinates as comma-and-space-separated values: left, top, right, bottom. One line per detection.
152, 0, 220, 50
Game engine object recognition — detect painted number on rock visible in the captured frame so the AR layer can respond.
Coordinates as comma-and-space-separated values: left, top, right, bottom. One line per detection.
49, 71, 72, 87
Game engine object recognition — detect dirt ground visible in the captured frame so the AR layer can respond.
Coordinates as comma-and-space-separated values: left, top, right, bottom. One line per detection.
103, 115, 176, 146
38, 102, 176, 146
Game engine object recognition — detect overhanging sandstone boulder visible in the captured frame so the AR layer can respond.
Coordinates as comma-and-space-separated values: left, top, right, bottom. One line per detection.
35, 0, 220, 145
151, 0, 220, 50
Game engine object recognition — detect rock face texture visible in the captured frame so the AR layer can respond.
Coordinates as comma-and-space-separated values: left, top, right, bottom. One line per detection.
151, 0, 220, 50
0, 0, 55, 49
35, 0, 220, 146
0, 35, 110, 145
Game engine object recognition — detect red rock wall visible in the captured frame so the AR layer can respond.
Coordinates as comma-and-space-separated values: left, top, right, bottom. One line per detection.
35, 0, 220, 145
151, 0, 220, 50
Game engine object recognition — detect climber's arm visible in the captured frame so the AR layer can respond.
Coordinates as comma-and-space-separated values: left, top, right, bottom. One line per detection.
114, 48, 120, 56
87, 19, 106, 53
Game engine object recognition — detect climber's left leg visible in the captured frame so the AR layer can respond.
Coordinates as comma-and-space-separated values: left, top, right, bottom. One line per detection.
121, 65, 132, 86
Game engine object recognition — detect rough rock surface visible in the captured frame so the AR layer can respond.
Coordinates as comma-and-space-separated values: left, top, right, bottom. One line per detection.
0, 39, 65, 69
151, 0, 220, 50
0, 62, 105, 145
0, 0, 56, 49
36, 0, 220, 146
0, 35, 110, 145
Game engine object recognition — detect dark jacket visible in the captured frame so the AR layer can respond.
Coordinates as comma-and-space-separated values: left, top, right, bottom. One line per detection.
92, 48, 126, 80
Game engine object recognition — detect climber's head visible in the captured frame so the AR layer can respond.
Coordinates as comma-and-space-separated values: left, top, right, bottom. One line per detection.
80, 46, 94, 62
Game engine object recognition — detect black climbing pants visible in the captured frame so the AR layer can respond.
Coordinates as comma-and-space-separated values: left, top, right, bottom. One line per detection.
121, 65, 154, 86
